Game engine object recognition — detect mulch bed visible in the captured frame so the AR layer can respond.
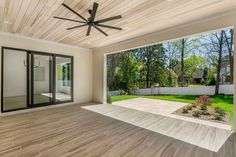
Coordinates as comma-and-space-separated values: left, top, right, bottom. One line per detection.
174, 105, 230, 125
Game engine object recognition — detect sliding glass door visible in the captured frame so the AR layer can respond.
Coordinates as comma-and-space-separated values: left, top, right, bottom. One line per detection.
55, 56, 73, 103
2, 49, 28, 111
31, 53, 53, 106
1, 47, 73, 112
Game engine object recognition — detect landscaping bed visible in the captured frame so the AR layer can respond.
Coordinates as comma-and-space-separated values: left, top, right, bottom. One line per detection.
174, 95, 231, 125
111, 94, 233, 125
174, 106, 230, 125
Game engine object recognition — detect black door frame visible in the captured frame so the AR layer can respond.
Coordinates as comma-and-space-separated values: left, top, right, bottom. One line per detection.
54, 54, 74, 104
1, 47, 74, 113
30, 52, 54, 108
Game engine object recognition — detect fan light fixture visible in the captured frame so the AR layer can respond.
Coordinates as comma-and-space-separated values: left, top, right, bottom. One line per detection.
54, 2, 122, 36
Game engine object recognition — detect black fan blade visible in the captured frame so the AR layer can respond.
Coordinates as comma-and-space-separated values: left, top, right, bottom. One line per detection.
96, 24, 122, 30
62, 3, 88, 22
93, 25, 108, 36
87, 25, 92, 36
95, 15, 122, 23
90, 2, 98, 22
66, 24, 88, 30
53, 16, 86, 23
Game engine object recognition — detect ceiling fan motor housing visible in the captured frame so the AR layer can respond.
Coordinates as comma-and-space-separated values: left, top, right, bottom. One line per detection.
53, 2, 122, 36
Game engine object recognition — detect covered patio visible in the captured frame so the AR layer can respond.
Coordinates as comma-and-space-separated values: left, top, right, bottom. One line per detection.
0, 104, 235, 157
0, 0, 236, 156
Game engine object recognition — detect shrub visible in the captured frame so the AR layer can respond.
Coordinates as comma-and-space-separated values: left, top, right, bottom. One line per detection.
196, 95, 214, 110
206, 74, 216, 86
199, 104, 208, 110
214, 107, 226, 117
213, 113, 223, 121
186, 105, 193, 110
107, 93, 112, 104
120, 90, 128, 95
192, 110, 202, 117
182, 107, 189, 113
191, 102, 198, 108
201, 110, 210, 115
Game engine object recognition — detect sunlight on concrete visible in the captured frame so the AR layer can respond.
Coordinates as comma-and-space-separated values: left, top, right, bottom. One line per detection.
83, 104, 232, 152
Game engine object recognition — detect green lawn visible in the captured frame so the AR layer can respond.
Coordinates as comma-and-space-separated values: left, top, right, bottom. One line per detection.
111, 95, 234, 125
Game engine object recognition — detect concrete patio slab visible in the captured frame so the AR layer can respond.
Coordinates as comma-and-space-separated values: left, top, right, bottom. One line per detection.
113, 98, 186, 114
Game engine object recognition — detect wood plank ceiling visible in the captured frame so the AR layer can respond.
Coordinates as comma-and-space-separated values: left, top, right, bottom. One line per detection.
0, 0, 236, 48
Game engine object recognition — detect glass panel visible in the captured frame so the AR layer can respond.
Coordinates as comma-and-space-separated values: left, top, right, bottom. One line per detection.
33, 54, 52, 104
55, 57, 72, 102
3, 49, 27, 111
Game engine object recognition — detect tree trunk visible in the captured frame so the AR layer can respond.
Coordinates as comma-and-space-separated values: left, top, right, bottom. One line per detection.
180, 39, 185, 87
215, 31, 224, 95
229, 29, 234, 84
223, 29, 234, 84
168, 59, 172, 86
146, 48, 150, 88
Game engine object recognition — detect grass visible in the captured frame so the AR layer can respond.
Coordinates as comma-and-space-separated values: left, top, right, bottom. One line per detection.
111, 95, 139, 102
111, 94, 234, 125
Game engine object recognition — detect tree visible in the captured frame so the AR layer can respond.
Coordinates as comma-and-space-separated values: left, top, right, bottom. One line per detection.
137, 44, 166, 88
223, 29, 234, 83
202, 30, 226, 95
180, 38, 185, 86
165, 37, 201, 86
114, 51, 142, 93
107, 53, 121, 90
215, 31, 224, 95
184, 55, 207, 83
164, 41, 181, 87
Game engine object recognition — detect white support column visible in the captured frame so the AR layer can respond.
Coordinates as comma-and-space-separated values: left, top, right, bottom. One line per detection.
234, 27, 236, 132
103, 54, 107, 104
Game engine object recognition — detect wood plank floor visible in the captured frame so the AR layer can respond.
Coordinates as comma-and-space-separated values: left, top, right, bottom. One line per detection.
0, 103, 235, 157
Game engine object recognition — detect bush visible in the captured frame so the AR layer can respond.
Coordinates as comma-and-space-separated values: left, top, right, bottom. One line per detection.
186, 105, 193, 110
192, 110, 202, 117
182, 107, 189, 113
107, 94, 112, 104
206, 74, 216, 86
213, 113, 223, 121
191, 102, 198, 108
196, 95, 214, 110
214, 107, 226, 117
120, 90, 128, 95
201, 110, 210, 115
200, 104, 208, 110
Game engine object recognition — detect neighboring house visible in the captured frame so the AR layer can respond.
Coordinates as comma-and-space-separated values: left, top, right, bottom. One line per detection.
192, 69, 205, 84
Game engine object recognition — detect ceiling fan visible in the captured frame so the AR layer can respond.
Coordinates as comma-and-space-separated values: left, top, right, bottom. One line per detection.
53, 2, 122, 36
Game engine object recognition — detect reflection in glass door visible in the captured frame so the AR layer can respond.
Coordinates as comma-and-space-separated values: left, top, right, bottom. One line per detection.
32, 53, 53, 106
2, 47, 73, 112
55, 56, 73, 103
2, 49, 28, 111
